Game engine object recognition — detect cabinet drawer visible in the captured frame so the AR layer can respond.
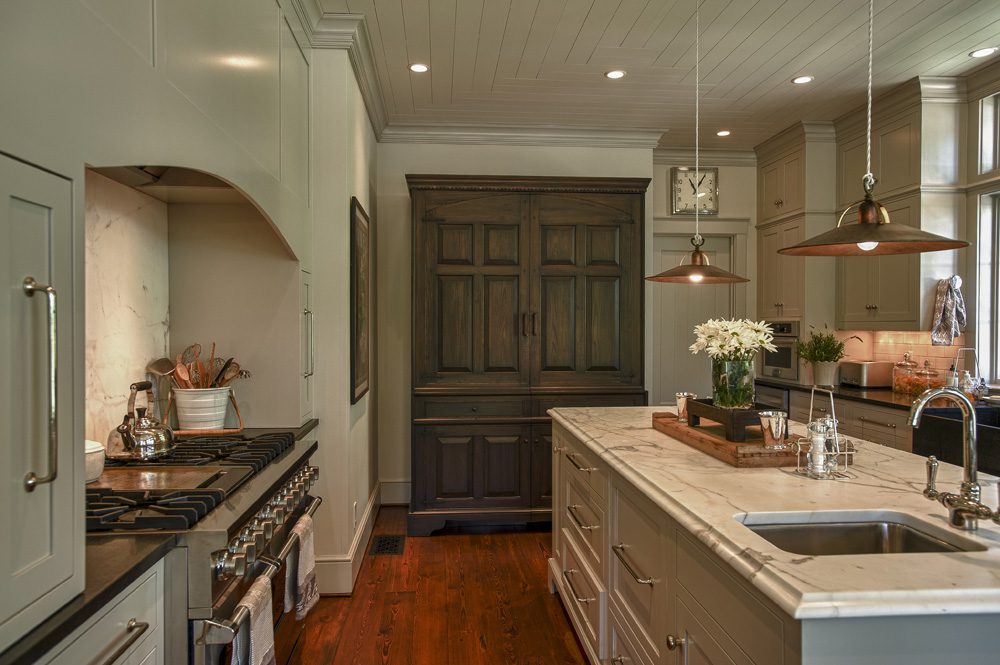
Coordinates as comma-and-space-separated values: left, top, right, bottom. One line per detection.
610, 608, 653, 665
676, 534, 783, 665
42, 560, 162, 665
560, 529, 607, 661
562, 436, 608, 502
609, 482, 667, 662
564, 476, 604, 569
414, 396, 528, 419
536, 393, 646, 415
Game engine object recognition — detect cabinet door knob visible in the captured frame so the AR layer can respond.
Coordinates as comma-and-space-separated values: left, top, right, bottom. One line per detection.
612, 657, 628, 664
666, 634, 686, 651
872, 304, 878, 310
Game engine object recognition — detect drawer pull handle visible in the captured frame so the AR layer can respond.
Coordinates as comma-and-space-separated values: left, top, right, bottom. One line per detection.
99, 618, 150, 665
612, 657, 628, 664
552, 445, 568, 453
566, 453, 596, 473
666, 634, 686, 651
859, 416, 896, 429
568, 504, 598, 531
561, 569, 594, 604
612, 543, 654, 585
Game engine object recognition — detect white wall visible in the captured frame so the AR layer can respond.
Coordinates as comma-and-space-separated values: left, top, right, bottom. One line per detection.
375, 143, 653, 501
310, 49, 379, 593
84, 171, 169, 443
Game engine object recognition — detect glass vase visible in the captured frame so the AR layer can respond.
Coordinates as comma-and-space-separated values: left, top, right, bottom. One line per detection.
711, 358, 755, 409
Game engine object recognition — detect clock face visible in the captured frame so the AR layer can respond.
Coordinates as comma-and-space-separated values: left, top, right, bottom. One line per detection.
671, 167, 719, 215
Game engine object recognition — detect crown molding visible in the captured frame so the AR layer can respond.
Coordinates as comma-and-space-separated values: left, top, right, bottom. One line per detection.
755, 121, 835, 161
653, 148, 757, 167
380, 124, 664, 149
919, 76, 967, 103
966, 60, 1000, 101
406, 174, 651, 194
289, 1, 388, 138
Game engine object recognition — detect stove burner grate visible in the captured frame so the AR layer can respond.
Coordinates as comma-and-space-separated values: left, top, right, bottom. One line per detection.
104, 432, 295, 473
85, 488, 225, 531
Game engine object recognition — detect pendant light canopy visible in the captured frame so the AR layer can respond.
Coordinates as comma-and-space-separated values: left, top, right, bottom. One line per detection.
645, 0, 748, 285
779, 0, 968, 258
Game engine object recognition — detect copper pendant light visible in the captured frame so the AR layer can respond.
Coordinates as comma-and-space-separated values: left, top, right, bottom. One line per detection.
779, 0, 968, 258
645, 0, 748, 285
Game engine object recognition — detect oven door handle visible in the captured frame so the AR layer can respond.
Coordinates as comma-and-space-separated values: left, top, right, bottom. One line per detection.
197, 495, 323, 646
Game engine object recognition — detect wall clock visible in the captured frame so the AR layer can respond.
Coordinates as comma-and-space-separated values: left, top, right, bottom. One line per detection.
671, 166, 719, 215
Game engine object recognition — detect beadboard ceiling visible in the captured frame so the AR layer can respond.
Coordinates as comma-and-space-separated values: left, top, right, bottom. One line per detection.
317, 0, 1000, 149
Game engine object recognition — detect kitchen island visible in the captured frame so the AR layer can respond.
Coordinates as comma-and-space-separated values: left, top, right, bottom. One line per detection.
548, 406, 1000, 665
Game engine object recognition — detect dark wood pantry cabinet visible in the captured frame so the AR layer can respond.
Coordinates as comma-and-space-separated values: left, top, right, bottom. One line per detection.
408, 175, 649, 535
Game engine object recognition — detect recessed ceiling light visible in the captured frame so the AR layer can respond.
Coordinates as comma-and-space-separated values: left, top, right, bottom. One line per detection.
791, 75, 814, 85
716, 130, 731, 137
605, 70, 626, 80
970, 47, 998, 58
409, 63, 429, 73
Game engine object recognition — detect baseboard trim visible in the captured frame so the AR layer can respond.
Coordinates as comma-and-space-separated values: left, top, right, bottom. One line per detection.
315, 482, 381, 594
379, 479, 410, 505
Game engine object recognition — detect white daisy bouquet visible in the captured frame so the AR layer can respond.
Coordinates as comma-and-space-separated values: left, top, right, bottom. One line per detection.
689, 319, 777, 361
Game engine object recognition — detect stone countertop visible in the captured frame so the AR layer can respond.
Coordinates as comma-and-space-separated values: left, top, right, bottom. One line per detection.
755, 376, 943, 410
0, 534, 175, 665
550, 406, 1000, 621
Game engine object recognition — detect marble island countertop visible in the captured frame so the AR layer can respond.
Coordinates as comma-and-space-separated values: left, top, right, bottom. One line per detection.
550, 406, 1000, 621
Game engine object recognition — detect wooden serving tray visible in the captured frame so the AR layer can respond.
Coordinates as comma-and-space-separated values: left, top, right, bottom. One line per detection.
651, 412, 797, 468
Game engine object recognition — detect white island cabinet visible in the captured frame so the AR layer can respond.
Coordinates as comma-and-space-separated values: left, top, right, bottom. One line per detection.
549, 407, 1000, 665
0, 153, 83, 653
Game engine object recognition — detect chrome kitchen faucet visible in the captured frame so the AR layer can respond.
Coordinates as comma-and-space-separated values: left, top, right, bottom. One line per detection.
909, 386, 998, 531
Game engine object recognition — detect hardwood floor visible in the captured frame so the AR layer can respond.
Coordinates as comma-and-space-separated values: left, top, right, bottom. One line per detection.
290, 507, 586, 665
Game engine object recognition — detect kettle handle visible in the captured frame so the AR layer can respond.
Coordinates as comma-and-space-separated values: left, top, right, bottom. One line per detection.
128, 381, 154, 418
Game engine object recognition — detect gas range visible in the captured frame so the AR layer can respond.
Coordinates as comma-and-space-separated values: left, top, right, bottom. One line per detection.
84, 429, 321, 665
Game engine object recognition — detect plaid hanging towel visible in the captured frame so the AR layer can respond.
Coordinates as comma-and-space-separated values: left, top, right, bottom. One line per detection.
931, 275, 966, 346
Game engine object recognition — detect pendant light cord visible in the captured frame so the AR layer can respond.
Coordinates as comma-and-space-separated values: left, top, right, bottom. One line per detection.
863, 0, 875, 191
694, 0, 702, 244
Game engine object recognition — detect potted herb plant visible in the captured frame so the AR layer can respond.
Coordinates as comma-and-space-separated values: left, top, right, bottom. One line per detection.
796, 328, 862, 387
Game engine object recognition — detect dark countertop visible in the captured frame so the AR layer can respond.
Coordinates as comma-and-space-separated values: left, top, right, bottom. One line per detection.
0, 534, 175, 665
755, 376, 921, 410
1, 418, 319, 665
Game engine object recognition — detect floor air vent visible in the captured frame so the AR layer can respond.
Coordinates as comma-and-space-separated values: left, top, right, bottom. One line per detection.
370, 534, 405, 556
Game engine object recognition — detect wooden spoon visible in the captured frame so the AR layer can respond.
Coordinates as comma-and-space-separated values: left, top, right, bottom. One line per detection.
212, 358, 234, 387
218, 362, 241, 387
174, 362, 192, 389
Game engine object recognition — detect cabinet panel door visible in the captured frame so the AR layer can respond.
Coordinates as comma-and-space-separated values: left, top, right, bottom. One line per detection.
757, 227, 780, 319
530, 425, 553, 509
871, 197, 919, 325
759, 161, 782, 223
776, 220, 804, 318
413, 192, 530, 387
299, 270, 313, 422
676, 597, 741, 665
780, 151, 804, 214
530, 193, 641, 387
837, 255, 874, 326
0, 154, 80, 651
415, 424, 530, 510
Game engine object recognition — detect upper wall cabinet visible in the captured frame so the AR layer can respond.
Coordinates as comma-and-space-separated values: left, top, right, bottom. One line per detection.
758, 148, 804, 225
837, 107, 921, 208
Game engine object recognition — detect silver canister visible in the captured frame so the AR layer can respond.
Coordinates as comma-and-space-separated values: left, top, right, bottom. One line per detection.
675, 392, 697, 423
757, 410, 788, 449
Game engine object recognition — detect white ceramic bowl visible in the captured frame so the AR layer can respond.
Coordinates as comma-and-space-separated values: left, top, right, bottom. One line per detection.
85, 439, 105, 483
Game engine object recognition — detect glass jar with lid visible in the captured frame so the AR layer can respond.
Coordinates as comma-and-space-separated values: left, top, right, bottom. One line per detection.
913, 360, 944, 395
892, 351, 919, 395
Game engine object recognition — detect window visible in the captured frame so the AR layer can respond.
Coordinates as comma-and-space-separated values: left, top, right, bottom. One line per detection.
980, 92, 1000, 175
977, 194, 1000, 383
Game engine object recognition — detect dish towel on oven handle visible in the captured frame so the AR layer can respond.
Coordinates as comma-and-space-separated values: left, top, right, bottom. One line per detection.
284, 513, 319, 620
931, 275, 966, 346
230, 576, 276, 665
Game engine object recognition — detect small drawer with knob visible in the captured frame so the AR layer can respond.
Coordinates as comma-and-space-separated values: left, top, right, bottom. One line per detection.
413, 396, 528, 420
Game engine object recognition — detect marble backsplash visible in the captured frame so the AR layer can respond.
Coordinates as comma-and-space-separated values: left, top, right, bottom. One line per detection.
85, 171, 169, 444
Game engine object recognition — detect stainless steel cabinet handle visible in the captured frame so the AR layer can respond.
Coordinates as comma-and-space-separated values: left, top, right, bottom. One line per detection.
561, 569, 594, 604
23, 277, 58, 492
612, 543, 654, 585
567, 504, 598, 531
552, 445, 568, 453
858, 416, 895, 429
666, 634, 686, 651
566, 452, 596, 473
303, 308, 315, 378
98, 618, 150, 665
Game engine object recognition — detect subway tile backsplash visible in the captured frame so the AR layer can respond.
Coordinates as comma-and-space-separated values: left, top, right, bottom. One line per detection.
868, 331, 968, 371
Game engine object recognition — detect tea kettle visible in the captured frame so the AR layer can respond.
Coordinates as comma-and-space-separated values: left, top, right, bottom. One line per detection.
106, 381, 175, 460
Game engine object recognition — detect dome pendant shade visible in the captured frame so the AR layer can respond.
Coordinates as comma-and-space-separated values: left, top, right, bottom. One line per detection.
778, 186, 969, 257
646, 237, 749, 284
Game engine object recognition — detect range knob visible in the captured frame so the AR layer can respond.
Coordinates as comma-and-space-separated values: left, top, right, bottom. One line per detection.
217, 551, 247, 577
240, 527, 266, 551
252, 517, 275, 539
229, 540, 257, 565
309, 466, 319, 482
273, 493, 295, 511
260, 504, 286, 526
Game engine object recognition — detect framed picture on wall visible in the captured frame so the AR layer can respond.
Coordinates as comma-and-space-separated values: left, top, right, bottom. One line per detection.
350, 196, 370, 404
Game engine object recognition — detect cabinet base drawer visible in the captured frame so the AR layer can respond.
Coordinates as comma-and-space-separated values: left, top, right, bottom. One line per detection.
558, 529, 606, 662
609, 606, 653, 665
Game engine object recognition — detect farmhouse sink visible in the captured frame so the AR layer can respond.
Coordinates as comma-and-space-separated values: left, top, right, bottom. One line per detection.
737, 510, 986, 556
